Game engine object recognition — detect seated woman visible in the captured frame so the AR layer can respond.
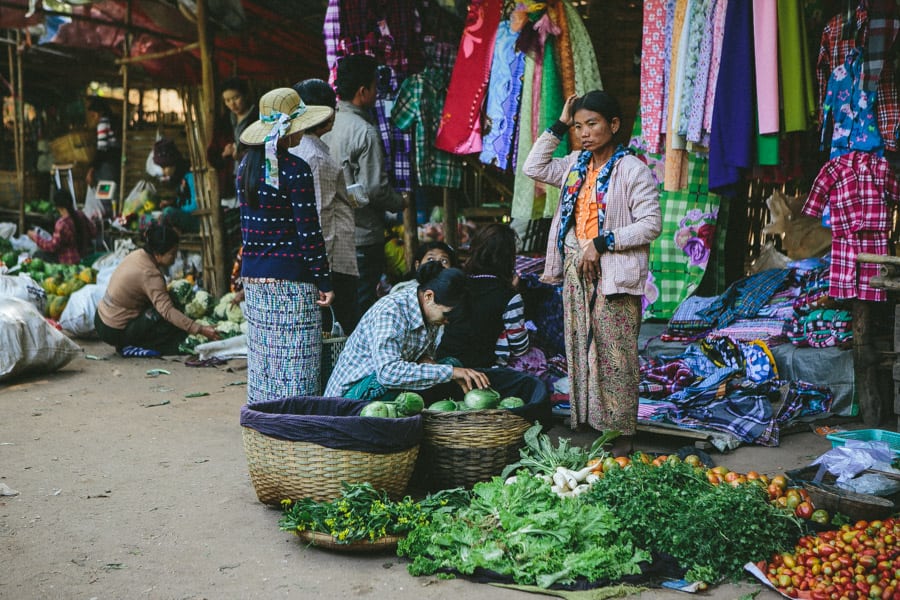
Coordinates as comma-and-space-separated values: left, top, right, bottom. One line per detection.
28, 188, 96, 265
324, 261, 490, 402
389, 240, 458, 296
94, 223, 219, 357
152, 138, 199, 234
437, 223, 552, 427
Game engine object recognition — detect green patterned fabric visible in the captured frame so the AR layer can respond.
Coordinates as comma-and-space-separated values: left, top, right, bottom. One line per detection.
512, 56, 539, 220
629, 112, 722, 321
541, 41, 566, 218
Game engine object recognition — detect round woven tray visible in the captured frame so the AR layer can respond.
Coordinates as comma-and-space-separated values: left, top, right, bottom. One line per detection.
241, 427, 419, 505
419, 409, 531, 489
801, 481, 896, 522
297, 530, 401, 553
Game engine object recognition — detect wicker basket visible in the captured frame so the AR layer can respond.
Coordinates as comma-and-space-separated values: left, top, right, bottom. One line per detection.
418, 409, 531, 490
242, 427, 419, 505
295, 530, 401, 553
319, 333, 347, 394
787, 465, 898, 521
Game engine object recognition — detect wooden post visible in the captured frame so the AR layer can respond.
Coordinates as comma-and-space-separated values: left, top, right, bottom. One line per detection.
8, 34, 24, 235
853, 299, 885, 426
15, 30, 24, 235
443, 187, 457, 250
118, 0, 133, 217
402, 191, 416, 273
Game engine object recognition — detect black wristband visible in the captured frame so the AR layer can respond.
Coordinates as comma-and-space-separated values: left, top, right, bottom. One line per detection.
592, 235, 607, 254
548, 119, 571, 139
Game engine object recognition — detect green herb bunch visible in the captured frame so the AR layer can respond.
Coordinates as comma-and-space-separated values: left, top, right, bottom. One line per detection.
397, 473, 649, 588
501, 423, 619, 478
585, 460, 802, 581
278, 482, 465, 544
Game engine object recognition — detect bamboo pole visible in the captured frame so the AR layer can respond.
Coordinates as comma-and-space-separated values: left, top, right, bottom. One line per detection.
857, 252, 900, 267
118, 0, 133, 216
8, 33, 24, 234
402, 192, 416, 273
16, 29, 24, 234
443, 188, 457, 250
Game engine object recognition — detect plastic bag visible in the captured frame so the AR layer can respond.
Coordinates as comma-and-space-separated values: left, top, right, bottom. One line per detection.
810, 440, 897, 482
837, 473, 900, 497
58, 283, 104, 338
0, 273, 47, 313
145, 147, 164, 178
0, 297, 81, 382
122, 179, 156, 217
196, 334, 247, 360
83, 185, 106, 221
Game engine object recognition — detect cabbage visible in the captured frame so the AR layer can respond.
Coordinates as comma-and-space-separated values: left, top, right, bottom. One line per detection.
239, 321, 249, 334
428, 399, 458, 412
360, 401, 390, 418
215, 320, 243, 337
167, 279, 194, 308
392, 391, 424, 416
213, 292, 244, 323
499, 397, 525, 409
463, 388, 501, 410
184, 290, 213, 319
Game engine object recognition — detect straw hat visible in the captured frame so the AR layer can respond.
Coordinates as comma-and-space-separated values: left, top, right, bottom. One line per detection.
239, 88, 333, 146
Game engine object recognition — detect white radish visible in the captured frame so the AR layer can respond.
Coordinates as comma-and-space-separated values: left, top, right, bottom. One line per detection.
571, 484, 590, 496
504, 475, 517, 485
550, 484, 563, 495
562, 470, 579, 491
585, 473, 600, 485
571, 464, 597, 483
552, 471, 570, 490
536, 473, 552, 483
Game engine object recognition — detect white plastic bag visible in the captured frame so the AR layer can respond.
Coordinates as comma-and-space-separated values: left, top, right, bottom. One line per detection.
83, 185, 106, 221
196, 334, 247, 360
810, 440, 897, 482
58, 283, 104, 338
0, 297, 81, 381
0, 222, 16, 241
0, 273, 47, 313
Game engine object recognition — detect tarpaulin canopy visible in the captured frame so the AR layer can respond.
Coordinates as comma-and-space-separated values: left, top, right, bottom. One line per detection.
0, 0, 328, 95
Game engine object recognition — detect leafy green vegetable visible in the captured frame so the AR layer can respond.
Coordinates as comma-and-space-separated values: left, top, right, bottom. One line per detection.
585, 460, 802, 581
393, 391, 424, 416
397, 473, 649, 587
428, 399, 458, 412
501, 423, 618, 478
498, 397, 525, 409
462, 387, 500, 410
360, 401, 390, 418
278, 482, 464, 544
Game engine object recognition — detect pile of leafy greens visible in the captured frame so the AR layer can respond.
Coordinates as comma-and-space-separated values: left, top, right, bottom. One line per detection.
397, 473, 649, 588
585, 460, 801, 582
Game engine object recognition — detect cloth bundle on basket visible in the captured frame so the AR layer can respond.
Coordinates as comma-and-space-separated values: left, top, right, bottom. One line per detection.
240, 396, 422, 504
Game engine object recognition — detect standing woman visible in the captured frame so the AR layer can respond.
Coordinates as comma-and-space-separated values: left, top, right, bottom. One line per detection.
523, 91, 661, 456
237, 88, 335, 405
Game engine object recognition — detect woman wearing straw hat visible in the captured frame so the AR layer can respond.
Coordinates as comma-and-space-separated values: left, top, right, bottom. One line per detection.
237, 88, 335, 405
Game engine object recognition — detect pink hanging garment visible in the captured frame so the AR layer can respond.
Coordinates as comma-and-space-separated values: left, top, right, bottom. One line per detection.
435, 0, 503, 155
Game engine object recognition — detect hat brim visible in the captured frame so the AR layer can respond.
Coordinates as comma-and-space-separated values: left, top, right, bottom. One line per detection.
239, 105, 333, 146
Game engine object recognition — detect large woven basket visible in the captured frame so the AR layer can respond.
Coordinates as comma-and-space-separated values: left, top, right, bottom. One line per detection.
418, 409, 531, 490
242, 427, 419, 505
296, 530, 402, 553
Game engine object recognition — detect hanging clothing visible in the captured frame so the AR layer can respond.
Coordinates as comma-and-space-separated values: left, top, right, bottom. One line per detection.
777, 0, 816, 132
563, 0, 603, 96
392, 58, 463, 188
803, 151, 900, 302
663, 0, 689, 192
435, 0, 503, 154
821, 47, 884, 158
511, 56, 539, 219
640, 0, 668, 154
817, 4, 900, 152
683, 0, 717, 144
478, 21, 526, 171
708, 0, 754, 193
675, 0, 712, 139
374, 66, 413, 192
753, 0, 779, 135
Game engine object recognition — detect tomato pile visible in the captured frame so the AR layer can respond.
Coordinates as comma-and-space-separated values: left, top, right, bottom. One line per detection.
763, 517, 900, 599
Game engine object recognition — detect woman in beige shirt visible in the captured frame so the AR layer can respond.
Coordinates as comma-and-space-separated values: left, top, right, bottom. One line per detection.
523, 91, 661, 456
94, 224, 219, 356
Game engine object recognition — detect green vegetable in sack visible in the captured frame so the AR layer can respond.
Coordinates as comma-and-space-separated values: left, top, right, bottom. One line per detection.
462, 387, 501, 410
498, 396, 525, 409
392, 391, 424, 416
359, 401, 390, 418
427, 399, 458, 412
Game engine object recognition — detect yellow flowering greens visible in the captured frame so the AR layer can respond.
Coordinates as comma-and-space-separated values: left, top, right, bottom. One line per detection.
278, 482, 465, 544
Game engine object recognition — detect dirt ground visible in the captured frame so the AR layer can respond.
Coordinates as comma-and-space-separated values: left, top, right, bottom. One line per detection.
0, 337, 853, 600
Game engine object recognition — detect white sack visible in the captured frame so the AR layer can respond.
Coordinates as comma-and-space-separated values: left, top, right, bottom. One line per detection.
0, 273, 47, 313
0, 297, 81, 381
58, 284, 105, 338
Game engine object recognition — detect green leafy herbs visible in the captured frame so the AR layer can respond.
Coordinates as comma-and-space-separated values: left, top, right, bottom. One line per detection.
397, 473, 649, 588
501, 423, 619, 478
585, 460, 802, 581
278, 483, 464, 544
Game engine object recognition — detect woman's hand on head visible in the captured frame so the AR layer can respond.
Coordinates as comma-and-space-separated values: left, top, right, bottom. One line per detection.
316, 290, 335, 307
559, 93, 578, 126
222, 143, 236, 159
451, 367, 491, 393
577, 243, 601, 285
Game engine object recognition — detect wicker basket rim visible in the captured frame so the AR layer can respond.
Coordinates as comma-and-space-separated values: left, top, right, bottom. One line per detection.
296, 530, 401, 552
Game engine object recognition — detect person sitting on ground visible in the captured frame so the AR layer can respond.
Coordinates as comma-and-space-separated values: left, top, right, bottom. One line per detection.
29, 188, 96, 265
152, 138, 199, 233
324, 261, 490, 403
388, 241, 458, 296
94, 223, 219, 357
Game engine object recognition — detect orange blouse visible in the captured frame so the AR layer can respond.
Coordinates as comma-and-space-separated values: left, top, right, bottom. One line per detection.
573, 162, 606, 240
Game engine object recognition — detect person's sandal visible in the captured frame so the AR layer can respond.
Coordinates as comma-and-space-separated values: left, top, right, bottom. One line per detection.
119, 345, 161, 358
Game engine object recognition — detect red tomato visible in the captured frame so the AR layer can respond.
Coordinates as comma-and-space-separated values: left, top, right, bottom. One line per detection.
795, 501, 814, 520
